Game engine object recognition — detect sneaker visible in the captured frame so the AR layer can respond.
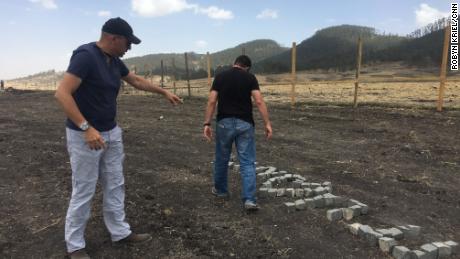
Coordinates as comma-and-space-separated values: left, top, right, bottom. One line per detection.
114, 233, 152, 245
244, 200, 260, 211
211, 187, 229, 198
69, 249, 90, 259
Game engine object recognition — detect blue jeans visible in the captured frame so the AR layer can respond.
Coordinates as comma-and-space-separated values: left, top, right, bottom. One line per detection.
214, 118, 257, 203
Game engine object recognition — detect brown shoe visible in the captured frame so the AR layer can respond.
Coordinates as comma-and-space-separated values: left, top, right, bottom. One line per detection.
115, 233, 152, 245
69, 249, 90, 259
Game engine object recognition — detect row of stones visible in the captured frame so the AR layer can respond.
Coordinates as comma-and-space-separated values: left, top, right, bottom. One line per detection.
348, 223, 458, 259
254, 166, 458, 259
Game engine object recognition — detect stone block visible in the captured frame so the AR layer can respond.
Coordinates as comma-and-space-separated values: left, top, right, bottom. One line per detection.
303, 188, 314, 197
392, 246, 417, 259
285, 188, 295, 197
432, 242, 451, 258
322, 181, 332, 187
334, 196, 348, 207
444, 240, 458, 254
256, 166, 269, 173
323, 193, 337, 207
293, 180, 303, 188
310, 183, 321, 188
326, 209, 343, 221
264, 167, 277, 174
348, 199, 361, 206
348, 223, 362, 235
398, 225, 420, 239
379, 237, 397, 253
420, 243, 438, 259
276, 188, 286, 197
324, 186, 333, 193
301, 182, 311, 188
412, 250, 429, 259
358, 225, 373, 238
313, 195, 325, 208
295, 188, 304, 197
406, 225, 421, 238
284, 202, 296, 213
343, 205, 361, 221
366, 230, 383, 246
295, 199, 306, 210
314, 186, 327, 195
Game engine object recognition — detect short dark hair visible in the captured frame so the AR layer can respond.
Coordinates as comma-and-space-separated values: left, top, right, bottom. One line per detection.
234, 55, 252, 68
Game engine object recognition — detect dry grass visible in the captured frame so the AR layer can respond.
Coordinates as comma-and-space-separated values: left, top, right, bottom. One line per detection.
5, 62, 460, 109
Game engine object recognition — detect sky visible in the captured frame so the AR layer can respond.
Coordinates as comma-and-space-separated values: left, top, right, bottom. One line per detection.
0, 0, 451, 79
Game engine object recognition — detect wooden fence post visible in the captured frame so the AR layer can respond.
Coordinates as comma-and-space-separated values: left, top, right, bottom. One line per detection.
290, 42, 297, 108
207, 52, 211, 88
172, 58, 177, 94
184, 52, 191, 97
437, 24, 451, 112
160, 59, 164, 88
353, 37, 363, 108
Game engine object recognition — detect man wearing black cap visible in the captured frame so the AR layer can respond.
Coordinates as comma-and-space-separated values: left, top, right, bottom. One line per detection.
55, 17, 181, 259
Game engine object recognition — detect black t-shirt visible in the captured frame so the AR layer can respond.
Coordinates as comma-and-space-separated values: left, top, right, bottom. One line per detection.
211, 67, 260, 125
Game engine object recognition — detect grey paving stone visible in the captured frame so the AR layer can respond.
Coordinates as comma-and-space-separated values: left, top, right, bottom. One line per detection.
444, 240, 458, 254
432, 242, 451, 258
293, 180, 303, 188
412, 250, 429, 259
406, 225, 422, 238
420, 243, 438, 259
313, 195, 325, 208
303, 188, 314, 197
392, 246, 417, 259
285, 188, 295, 197
301, 182, 311, 188
343, 205, 360, 221
323, 193, 337, 207
294, 188, 304, 197
276, 188, 286, 197
366, 230, 383, 246
376, 227, 404, 240
295, 199, 306, 210
310, 183, 321, 188
378, 237, 398, 253
398, 225, 420, 239
322, 181, 332, 187
326, 209, 343, 221
314, 186, 327, 195
284, 202, 296, 213
357, 225, 373, 238
348, 223, 362, 235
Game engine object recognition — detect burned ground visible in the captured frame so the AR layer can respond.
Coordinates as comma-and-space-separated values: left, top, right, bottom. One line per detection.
0, 90, 459, 258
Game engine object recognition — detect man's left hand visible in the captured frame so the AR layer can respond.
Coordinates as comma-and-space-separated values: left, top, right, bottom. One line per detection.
165, 92, 182, 105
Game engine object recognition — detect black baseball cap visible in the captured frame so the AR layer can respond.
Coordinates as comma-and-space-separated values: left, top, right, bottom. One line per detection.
102, 17, 141, 44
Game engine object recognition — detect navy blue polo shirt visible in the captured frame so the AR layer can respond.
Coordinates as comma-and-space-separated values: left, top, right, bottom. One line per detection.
65, 42, 129, 132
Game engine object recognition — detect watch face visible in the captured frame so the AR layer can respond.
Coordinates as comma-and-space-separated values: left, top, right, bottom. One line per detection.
80, 122, 89, 131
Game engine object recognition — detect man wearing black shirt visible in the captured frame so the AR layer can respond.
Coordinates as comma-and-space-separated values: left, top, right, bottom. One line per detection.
203, 55, 272, 211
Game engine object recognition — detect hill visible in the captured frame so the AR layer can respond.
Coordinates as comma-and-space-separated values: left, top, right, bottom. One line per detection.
123, 39, 287, 79
252, 25, 406, 73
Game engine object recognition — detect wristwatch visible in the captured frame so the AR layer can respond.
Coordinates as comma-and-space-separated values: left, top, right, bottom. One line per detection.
203, 122, 211, 127
79, 121, 90, 131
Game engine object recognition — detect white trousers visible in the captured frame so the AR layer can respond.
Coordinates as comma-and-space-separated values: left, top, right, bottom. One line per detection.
65, 126, 131, 253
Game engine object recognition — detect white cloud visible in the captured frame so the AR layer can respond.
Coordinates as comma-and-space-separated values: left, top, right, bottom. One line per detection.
29, 0, 57, 10
131, 0, 193, 17
131, 0, 233, 20
195, 40, 208, 48
98, 10, 112, 17
415, 3, 448, 27
195, 6, 234, 20
256, 9, 278, 19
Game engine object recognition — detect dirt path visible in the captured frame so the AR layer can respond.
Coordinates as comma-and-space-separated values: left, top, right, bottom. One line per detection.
0, 90, 459, 258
